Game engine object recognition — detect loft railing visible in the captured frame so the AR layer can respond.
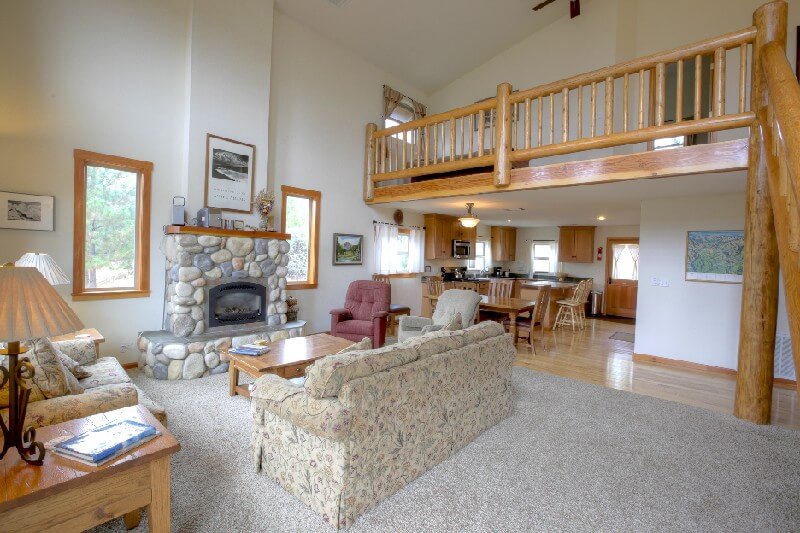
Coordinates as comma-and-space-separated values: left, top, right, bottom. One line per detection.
363, 23, 759, 201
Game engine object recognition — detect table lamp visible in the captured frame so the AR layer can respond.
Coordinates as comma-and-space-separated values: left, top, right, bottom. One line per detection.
15, 252, 71, 285
0, 264, 84, 465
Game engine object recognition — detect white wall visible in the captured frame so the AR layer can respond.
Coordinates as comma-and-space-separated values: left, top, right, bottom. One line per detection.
0, 0, 191, 362
635, 193, 780, 370
268, 10, 428, 334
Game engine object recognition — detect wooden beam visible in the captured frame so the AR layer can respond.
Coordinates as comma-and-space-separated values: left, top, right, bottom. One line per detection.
734, 0, 786, 425
368, 138, 748, 203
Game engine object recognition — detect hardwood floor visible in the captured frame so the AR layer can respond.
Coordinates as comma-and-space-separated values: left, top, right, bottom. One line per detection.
514, 318, 800, 430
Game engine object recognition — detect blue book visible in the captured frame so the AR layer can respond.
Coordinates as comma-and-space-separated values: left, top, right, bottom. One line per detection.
54, 420, 157, 464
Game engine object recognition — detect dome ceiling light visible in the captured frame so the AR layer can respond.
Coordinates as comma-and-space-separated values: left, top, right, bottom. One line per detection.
459, 203, 480, 228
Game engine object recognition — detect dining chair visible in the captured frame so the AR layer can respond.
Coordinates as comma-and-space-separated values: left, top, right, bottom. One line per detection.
480, 279, 514, 322
427, 279, 445, 314
504, 284, 551, 353
553, 280, 587, 332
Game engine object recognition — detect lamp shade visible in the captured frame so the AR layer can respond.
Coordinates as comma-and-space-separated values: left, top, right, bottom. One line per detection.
0, 265, 84, 342
15, 253, 70, 285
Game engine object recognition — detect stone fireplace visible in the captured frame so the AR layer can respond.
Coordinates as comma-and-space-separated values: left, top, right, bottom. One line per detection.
137, 228, 304, 380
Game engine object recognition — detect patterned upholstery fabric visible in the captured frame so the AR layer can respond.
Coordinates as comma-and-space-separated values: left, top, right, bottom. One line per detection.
1, 383, 138, 430
57, 350, 92, 379
78, 357, 132, 388
338, 337, 372, 353
343, 280, 391, 321
51, 338, 98, 366
397, 289, 481, 342
25, 338, 73, 399
251, 322, 516, 529
304, 344, 419, 399
462, 320, 506, 344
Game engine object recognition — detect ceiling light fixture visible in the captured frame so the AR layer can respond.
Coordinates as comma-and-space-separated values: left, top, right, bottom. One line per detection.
597, 216, 606, 221
459, 203, 480, 228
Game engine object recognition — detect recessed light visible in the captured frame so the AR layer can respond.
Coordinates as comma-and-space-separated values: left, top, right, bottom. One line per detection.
507, 219, 511, 223
597, 216, 606, 221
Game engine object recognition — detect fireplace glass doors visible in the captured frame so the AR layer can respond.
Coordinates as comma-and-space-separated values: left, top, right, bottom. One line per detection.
207, 282, 266, 327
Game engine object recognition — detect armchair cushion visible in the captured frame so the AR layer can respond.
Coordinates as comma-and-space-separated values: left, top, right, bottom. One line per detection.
252, 374, 352, 441
342, 281, 390, 321
333, 319, 374, 338
304, 344, 419, 399
432, 290, 482, 328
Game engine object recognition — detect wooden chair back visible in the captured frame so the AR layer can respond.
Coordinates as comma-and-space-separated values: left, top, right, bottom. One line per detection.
533, 285, 551, 325
427, 280, 445, 297
372, 274, 391, 284
569, 280, 587, 304
454, 281, 478, 292
488, 279, 514, 299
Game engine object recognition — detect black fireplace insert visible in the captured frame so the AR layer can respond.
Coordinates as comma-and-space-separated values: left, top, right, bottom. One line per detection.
207, 282, 266, 327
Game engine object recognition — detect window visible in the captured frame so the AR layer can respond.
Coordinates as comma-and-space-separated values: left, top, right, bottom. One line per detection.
395, 229, 410, 272
469, 241, 489, 271
281, 185, 320, 289
73, 150, 151, 300
531, 241, 558, 274
373, 223, 424, 275
611, 243, 639, 280
653, 135, 686, 150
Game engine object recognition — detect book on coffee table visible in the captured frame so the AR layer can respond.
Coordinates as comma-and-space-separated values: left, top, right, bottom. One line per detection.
53, 419, 158, 466
229, 343, 271, 356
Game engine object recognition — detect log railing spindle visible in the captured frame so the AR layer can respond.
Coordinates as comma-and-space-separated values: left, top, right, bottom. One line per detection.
549, 93, 555, 144
676, 59, 684, 123
623, 74, 629, 132
638, 70, 645, 129
655, 63, 666, 126
590, 82, 597, 137
604, 76, 614, 135
525, 97, 532, 149
714, 47, 726, 116
562, 87, 569, 143
739, 43, 748, 113
577, 85, 583, 139
478, 110, 485, 156
537, 97, 543, 146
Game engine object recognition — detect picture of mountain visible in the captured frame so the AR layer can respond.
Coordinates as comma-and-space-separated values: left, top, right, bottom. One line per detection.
211, 149, 250, 181
8, 200, 42, 221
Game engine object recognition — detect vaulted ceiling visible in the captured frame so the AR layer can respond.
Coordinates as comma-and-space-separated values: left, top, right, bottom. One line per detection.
274, 0, 583, 94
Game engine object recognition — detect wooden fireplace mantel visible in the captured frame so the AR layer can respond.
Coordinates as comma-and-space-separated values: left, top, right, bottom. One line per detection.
165, 225, 291, 240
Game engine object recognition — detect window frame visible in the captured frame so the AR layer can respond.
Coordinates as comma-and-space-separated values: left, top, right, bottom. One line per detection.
469, 240, 488, 271
72, 149, 151, 301
531, 240, 558, 274
280, 185, 321, 290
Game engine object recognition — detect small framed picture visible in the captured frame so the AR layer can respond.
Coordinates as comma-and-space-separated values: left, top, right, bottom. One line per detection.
204, 134, 255, 213
333, 233, 363, 265
0, 191, 54, 231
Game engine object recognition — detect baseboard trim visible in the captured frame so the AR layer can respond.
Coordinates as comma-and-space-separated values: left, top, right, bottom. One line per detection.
633, 353, 797, 389
122, 362, 138, 370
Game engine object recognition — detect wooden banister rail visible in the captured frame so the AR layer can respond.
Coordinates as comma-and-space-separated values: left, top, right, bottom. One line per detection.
363, 22, 759, 201
760, 40, 800, 395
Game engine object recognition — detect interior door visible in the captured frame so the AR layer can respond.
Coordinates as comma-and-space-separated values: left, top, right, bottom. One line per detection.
605, 238, 639, 318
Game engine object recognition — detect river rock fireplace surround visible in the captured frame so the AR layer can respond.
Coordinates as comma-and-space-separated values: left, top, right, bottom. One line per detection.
137, 227, 305, 380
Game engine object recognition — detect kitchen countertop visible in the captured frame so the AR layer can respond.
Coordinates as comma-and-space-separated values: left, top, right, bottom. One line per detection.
519, 280, 578, 289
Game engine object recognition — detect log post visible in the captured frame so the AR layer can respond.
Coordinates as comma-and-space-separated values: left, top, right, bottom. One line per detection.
494, 82, 512, 187
364, 123, 377, 202
734, 0, 786, 425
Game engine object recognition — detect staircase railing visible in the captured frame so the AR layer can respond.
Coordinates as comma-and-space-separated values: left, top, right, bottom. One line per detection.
364, 25, 759, 201
759, 41, 800, 391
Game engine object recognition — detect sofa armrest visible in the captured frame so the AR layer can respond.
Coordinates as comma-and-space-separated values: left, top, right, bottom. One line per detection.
398, 315, 433, 331
421, 324, 444, 334
251, 374, 352, 442
2, 383, 138, 430
50, 338, 98, 365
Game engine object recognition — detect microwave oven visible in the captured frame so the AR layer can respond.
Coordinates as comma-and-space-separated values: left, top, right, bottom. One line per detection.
453, 240, 471, 259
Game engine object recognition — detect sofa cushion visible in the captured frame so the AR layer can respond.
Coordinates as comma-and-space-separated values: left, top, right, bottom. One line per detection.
79, 357, 131, 389
462, 321, 506, 344
304, 344, 419, 399
338, 337, 372, 353
334, 320, 373, 337
401, 329, 464, 358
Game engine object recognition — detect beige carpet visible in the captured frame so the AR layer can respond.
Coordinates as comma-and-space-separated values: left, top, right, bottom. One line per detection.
92, 368, 800, 532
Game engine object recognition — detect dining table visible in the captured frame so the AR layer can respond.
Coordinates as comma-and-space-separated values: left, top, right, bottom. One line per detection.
425, 294, 537, 342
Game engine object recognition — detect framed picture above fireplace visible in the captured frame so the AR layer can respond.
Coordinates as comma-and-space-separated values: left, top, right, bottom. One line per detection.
204, 134, 255, 213
333, 233, 363, 265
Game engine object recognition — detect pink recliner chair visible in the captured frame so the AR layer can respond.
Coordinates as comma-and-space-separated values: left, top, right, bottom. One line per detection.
330, 280, 390, 348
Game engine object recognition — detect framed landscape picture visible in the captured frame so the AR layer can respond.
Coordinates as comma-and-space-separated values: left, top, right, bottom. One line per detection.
685, 230, 744, 283
0, 191, 54, 231
204, 134, 255, 213
333, 233, 363, 265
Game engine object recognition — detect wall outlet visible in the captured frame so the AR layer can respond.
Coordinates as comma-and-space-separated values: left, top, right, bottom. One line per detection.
660, 279, 670, 287
120, 344, 128, 354
650, 277, 660, 286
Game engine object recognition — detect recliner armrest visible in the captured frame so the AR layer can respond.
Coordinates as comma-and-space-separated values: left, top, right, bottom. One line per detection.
330, 308, 352, 318
372, 311, 388, 320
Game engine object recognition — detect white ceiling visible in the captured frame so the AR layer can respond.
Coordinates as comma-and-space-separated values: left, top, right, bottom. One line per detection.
384, 171, 747, 227
274, 0, 581, 94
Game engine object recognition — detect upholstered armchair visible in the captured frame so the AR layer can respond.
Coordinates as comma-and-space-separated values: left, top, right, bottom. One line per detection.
398, 289, 481, 342
330, 280, 391, 348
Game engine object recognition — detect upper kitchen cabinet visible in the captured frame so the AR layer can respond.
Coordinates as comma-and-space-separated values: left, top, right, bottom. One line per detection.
423, 213, 477, 260
558, 226, 595, 263
491, 226, 517, 262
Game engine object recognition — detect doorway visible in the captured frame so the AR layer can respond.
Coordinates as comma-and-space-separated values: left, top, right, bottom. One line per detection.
605, 238, 639, 318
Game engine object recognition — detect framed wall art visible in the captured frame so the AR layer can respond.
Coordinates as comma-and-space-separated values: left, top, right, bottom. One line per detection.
333, 233, 363, 265
204, 134, 255, 213
0, 191, 54, 231
685, 230, 744, 283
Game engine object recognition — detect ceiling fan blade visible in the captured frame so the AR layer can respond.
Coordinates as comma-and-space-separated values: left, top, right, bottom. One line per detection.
532, 0, 558, 11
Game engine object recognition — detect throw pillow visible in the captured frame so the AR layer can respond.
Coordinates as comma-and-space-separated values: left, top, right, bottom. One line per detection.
444, 311, 463, 331
24, 338, 74, 399
57, 349, 92, 380
337, 337, 372, 354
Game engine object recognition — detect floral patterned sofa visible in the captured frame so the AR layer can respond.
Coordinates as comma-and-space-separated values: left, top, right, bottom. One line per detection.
250, 321, 515, 529
1, 337, 166, 429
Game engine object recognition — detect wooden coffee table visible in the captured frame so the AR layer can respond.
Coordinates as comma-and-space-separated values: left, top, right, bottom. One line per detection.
0, 405, 180, 532
226, 333, 354, 397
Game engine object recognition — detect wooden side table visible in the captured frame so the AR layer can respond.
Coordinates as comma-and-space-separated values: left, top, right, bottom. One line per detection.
0, 405, 180, 532
49, 327, 105, 347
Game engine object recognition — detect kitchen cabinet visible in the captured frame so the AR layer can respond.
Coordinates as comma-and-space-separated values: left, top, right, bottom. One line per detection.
558, 226, 595, 263
423, 214, 477, 260
491, 226, 517, 262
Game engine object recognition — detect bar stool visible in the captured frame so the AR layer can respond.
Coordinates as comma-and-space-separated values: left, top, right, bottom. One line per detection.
553, 280, 587, 332
372, 274, 410, 337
